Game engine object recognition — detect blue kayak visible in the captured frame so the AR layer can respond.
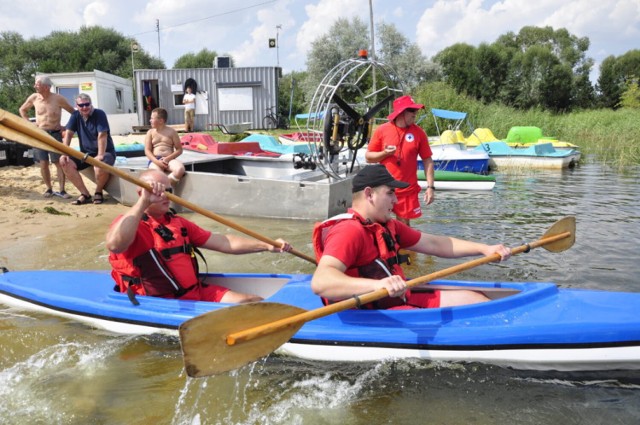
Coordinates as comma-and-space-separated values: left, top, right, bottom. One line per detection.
1, 269, 640, 372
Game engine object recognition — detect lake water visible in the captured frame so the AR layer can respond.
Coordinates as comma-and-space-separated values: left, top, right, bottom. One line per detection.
1, 157, 639, 424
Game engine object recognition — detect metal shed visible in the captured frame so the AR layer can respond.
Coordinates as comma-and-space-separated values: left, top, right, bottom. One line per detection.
132, 67, 280, 131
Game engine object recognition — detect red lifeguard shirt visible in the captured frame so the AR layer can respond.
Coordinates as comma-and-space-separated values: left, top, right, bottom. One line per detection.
368, 121, 432, 196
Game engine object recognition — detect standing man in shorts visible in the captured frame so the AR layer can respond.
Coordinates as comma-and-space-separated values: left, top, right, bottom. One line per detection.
60, 93, 116, 205
366, 95, 435, 226
19, 76, 75, 198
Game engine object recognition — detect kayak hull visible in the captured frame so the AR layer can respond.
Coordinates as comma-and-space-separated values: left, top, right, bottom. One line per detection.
2, 270, 640, 372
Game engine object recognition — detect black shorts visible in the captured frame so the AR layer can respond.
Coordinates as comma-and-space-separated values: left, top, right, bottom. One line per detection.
71, 151, 116, 171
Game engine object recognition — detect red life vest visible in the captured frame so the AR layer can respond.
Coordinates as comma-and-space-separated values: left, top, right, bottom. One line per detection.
109, 213, 201, 300
312, 211, 410, 309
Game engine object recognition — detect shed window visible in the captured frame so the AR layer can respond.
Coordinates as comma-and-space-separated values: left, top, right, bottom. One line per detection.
218, 87, 253, 111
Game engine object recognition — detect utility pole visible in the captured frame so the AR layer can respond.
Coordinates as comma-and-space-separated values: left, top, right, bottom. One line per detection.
156, 19, 161, 61
369, 0, 376, 92
276, 24, 282, 67
368, 0, 375, 61
131, 41, 139, 79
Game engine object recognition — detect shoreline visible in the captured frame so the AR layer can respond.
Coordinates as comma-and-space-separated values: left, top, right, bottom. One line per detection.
0, 162, 129, 271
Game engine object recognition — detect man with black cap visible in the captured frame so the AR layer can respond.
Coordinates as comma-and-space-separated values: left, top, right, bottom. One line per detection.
311, 165, 511, 309
365, 95, 434, 226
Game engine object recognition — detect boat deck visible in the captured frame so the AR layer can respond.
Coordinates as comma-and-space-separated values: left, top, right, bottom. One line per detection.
91, 150, 358, 220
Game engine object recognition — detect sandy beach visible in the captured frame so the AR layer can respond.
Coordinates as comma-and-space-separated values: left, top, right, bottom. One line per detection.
0, 135, 144, 232
0, 160, 129, 271
0, 161, 127, 222
0, 134, 144, 251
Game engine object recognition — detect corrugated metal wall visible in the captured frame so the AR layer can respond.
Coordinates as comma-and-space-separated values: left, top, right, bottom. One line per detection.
133, 67, 279, 131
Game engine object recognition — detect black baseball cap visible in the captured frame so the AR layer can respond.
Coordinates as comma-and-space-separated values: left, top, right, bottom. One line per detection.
352, 164, 410, 193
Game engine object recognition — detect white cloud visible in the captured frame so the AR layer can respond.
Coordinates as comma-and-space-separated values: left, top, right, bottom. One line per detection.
84, 1, 111, 26
230, 1, 296, 68
295, 0, 369, 63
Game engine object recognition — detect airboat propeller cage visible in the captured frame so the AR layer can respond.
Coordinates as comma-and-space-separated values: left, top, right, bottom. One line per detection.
305, 55, 405, 179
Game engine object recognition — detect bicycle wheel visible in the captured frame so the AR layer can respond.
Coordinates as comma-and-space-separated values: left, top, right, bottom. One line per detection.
263, 115, 277, 130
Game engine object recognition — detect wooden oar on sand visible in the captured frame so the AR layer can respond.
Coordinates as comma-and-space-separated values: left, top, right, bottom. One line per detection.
0, 108, 317, 265
178, 216, 575, 378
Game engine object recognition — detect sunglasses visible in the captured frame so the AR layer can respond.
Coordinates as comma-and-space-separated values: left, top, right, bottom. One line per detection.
405, 108, 418, 113
77, 102, 91, 108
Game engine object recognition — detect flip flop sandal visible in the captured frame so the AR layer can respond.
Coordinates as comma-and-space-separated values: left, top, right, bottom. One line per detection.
93, 192, 104, 204
43, 188, 53, 198
54, 191, 72, 199
71, 194, 92, 205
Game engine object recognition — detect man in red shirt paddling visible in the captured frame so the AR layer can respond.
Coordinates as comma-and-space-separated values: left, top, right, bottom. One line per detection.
312, 165, 511, 309
106, 170, 292, 303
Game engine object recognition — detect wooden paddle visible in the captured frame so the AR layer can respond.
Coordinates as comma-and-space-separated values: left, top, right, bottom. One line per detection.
178, 216, 575, 378
0, 108, 317, 264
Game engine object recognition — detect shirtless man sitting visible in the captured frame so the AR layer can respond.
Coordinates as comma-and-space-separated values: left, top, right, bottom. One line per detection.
19, 76, 75, 198
144, 107, 185, 185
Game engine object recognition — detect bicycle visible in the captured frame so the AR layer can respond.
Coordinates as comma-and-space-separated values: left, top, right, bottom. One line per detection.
262, 106, 289, 130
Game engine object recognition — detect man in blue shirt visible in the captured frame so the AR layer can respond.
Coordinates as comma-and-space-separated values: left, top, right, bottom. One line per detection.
61, 93, 116, 205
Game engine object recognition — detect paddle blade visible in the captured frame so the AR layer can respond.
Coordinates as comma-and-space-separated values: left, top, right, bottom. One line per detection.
179, 302, 307, 378
542, 216, 575, 252
0, 123, 63, 154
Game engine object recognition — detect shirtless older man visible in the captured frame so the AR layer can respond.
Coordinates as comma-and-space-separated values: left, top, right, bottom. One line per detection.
144, 107, 185, 185
19, 76, 75, 198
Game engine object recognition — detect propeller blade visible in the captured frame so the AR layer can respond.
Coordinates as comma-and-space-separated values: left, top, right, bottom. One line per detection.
363, 94, 395, 120
331, 94, 362, 122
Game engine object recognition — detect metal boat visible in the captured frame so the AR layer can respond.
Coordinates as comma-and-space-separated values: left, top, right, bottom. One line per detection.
93, 148, 360, 220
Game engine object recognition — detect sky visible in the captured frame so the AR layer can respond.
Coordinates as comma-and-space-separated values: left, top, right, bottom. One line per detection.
1, 0, 638, 82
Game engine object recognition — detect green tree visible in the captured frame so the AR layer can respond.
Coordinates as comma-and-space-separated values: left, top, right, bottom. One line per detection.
620, 81, 640, 109
303, 17, 371, 101
0, 32, 34, 113
174, 49, 230, 69
279, 70, 308, 120
495, 26, 593, 111
376, 23, 440, 90
436, 26, 595, 111
475, 43, 511, 103
27, 26, 163, 77
435, 43, 483, 98
0, 26, 163, 114
597, 50, 640, 108
501, 46, 573, 111
597, 56, 623, 108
